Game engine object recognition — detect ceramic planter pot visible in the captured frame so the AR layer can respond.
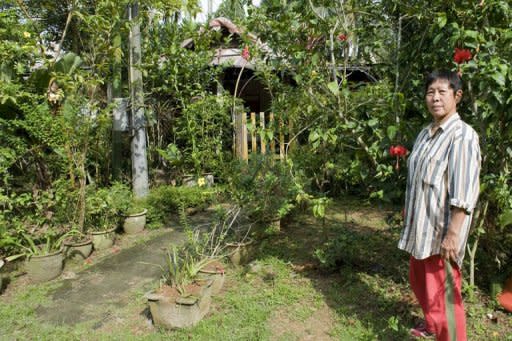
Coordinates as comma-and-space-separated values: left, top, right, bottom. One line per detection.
226, 239, 254, 266
63, 237, 93, 260
123, 209, 147, 234
146, 280, 213, 329
25, 249, 64, 283
90, 227, 117, 250
197, 261, 225, 295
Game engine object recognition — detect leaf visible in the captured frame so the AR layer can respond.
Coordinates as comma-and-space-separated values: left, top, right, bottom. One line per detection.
437, 13, 447, 29
433, 33, 443, 45
309, 130, 319, 142
499, 209, 512, 228
327, 81, 339, 96
491, 72, 506, 86
464, 30, 478, 39
387, 125, 398, 140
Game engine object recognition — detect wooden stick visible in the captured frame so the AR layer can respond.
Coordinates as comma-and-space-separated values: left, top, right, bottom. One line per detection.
242, 113, 248, 160
251, 112, 257, 153
260, 112, 266, 154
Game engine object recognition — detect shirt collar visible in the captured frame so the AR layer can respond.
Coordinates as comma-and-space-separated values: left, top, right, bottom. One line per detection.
428, 113, 460, 136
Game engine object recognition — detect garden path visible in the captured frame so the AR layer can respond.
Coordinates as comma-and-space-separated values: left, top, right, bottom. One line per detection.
33, 216, 207, 328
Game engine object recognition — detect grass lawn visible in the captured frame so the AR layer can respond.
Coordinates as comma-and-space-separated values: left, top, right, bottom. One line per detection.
0, 199, 511, 340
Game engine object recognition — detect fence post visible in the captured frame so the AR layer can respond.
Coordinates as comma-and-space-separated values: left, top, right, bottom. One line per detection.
260, 112, 266, 154
251, 112, 257, 154
242, 113, 248, 160
234, 112, 243, 159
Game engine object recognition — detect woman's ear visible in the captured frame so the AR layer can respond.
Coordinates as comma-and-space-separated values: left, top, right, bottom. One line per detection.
455, 89, 463, 104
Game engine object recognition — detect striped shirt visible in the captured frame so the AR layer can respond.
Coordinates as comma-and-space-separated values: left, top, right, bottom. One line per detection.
398, 113, 481, 267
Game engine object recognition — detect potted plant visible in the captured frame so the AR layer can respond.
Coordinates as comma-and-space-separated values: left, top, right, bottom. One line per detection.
145, 245, 213, 329
86, 183, 131, 249
123, 198, 147, 234
18, 231, 68, 283
62, 226, 93, 261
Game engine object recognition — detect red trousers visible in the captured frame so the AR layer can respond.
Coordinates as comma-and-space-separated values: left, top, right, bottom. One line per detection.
409, 255, 467, 341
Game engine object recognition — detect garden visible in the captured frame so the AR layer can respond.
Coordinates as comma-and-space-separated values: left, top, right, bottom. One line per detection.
1, 0, 511, 340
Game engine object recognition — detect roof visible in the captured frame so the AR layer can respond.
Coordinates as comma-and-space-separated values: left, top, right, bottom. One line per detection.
181, 17, 273, 71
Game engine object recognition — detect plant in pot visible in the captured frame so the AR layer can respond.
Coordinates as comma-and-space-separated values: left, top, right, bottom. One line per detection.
212, 204, 255, 267
86, 183, 131, 249
14, 228, 69, 283
1, 186, 74, 283
61, 225, 93, 261
181, 217, 232, 295
123, 198, 148, 234
145, 245, 214, 329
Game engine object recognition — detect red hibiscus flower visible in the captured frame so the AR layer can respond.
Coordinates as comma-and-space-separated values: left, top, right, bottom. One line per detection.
390, 144, 408, 171
241, 45, 250, 61
338, 33, 347, 42
389, 145, 408, 157
453, 48, 472, 64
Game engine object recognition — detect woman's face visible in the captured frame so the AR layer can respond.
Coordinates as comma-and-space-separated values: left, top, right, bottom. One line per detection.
425, 79, 462, 124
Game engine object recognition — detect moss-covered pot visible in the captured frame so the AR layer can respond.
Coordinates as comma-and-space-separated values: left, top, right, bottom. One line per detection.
63, 237, 93, 260
90, 227, 117, 250
25, 249, 64, 283
123, 209, 147, 234
226, 239, 254, 266
197, 261, 225, 295
146, 280, 213, 329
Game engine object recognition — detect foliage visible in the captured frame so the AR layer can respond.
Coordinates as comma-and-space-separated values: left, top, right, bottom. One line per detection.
84, 182, 132, 231
226, 156, 300, 228
144, 185, 218, 228
0, 180, 77, 258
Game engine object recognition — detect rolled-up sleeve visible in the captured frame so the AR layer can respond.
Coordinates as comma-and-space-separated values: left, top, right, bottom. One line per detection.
447, 132, 481, 214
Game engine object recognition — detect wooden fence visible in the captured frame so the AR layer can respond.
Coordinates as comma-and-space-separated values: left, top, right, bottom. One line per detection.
233, 112, 292, 161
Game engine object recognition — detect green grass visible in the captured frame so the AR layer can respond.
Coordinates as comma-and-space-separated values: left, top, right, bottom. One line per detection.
1, 198, 511, 340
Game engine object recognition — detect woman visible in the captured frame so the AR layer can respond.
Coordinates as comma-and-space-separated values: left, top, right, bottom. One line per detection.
398, 71, 481, 340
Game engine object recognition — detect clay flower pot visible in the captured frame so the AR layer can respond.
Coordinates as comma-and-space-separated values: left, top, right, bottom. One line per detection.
197, 260, 225, 295
90, 226, 117, 250
63, 237, 93, 260
226, 238, 254, 266
123, 209, 147, 234
25, 249, 64, 283
146, 280, 213, 329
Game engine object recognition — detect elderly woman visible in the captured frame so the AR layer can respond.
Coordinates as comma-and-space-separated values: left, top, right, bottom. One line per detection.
398, 71, 481, 340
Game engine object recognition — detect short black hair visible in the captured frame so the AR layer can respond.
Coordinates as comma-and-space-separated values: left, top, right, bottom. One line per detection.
425, 70, 462, 93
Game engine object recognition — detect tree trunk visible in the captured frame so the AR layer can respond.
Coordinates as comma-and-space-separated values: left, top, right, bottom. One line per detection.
128, 2, 149, 198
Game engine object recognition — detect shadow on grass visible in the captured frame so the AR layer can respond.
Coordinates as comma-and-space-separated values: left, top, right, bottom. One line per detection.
255, 199, 418, 340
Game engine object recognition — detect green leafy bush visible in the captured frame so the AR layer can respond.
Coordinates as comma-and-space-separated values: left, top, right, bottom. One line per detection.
145, 185, 219, 229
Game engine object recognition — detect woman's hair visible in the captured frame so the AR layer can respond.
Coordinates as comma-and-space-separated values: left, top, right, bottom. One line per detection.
425, 70, 462, 93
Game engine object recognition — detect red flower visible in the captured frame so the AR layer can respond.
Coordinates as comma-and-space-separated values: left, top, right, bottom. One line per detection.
389, 145, 408, 157
338, 33, 347, 42
453, 48, 472, 64
390, 144, 408, 171
241, 45, 250, 61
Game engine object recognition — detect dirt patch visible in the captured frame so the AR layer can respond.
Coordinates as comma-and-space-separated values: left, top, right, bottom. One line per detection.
269, 301, 336, 341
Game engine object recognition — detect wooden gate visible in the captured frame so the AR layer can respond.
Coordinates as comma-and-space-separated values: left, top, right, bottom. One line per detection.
233, 112, 291, 161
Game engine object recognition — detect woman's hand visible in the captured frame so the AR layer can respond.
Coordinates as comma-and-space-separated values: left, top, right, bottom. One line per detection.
441, 207, 466, 263
441, 231, 459, 263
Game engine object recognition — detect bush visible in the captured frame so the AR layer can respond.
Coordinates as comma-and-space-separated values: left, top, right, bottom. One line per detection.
145, 185, 219, 229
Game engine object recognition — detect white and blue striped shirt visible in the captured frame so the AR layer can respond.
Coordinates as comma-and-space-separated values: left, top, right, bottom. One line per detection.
398, 113, 481, 267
